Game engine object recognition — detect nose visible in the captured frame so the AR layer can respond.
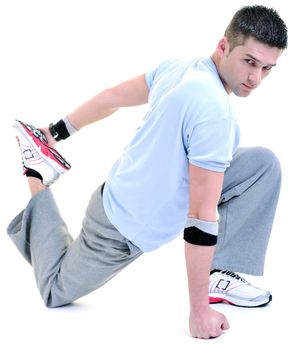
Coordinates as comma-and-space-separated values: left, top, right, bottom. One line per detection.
248, 68, 263, 85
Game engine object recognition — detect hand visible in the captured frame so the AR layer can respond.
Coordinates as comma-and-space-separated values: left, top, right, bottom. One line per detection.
40, 127, 57, 148
189, 305, 229, 339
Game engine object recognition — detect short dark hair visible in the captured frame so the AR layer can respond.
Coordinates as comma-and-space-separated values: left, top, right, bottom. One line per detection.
225, 5, 288, 50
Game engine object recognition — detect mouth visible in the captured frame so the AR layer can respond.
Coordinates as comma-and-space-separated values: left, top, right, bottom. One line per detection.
242, 83, 255, 90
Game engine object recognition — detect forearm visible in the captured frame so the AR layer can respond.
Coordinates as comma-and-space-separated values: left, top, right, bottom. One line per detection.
185, 243, 215, 310
67, 74, 149, 130
185, 241, 229, 339
43, 93, 118, 145
67, 89, 119, 130
46, 74, 148, 143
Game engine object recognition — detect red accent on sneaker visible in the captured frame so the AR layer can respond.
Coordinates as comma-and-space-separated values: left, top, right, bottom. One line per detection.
18, 120, 48, 146
209, 297, 234, 305
38, 144, 70, 171
15, 120, 71, 172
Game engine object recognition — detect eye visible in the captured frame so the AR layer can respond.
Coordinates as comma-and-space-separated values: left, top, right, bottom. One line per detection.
245, 59, 255, 65
263, 65, 272, 71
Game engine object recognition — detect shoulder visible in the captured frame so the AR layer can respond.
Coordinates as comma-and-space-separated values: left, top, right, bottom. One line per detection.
146, 57, 190, 83
174, 72, 230, 118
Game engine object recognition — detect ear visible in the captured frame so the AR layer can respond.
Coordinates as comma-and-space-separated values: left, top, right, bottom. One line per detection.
216, 37, 230, 57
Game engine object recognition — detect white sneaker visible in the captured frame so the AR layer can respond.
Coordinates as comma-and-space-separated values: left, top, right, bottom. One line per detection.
209, 270, 272, 307
14, 120, 71, 186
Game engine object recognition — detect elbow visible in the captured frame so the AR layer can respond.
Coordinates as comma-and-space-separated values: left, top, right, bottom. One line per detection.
188, 205, 218, 222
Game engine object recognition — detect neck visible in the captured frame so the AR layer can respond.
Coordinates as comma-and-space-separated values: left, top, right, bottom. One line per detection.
210, 51, 231, 94
210, 51, 219, 70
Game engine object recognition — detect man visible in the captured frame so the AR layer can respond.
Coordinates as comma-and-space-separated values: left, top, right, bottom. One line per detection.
8, 5, 287, 339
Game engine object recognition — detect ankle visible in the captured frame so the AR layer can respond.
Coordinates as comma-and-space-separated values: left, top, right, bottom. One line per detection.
27, 177, 47, 196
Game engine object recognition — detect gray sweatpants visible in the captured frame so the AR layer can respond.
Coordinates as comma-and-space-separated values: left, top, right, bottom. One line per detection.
7, 147, 281, 307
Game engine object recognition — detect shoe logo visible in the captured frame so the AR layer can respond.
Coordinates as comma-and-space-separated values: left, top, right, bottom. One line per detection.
23, 149, 34, 160
216, 279, 230, 290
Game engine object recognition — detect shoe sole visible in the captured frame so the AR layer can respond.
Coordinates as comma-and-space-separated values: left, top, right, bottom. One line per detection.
209, 294, 272, 308
14, 120, 71, 174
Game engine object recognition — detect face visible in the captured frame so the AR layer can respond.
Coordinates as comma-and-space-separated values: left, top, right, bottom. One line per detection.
216, 36, 282, 97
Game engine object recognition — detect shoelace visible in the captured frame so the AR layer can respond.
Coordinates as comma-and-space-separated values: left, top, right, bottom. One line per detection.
220, 270, 247, 283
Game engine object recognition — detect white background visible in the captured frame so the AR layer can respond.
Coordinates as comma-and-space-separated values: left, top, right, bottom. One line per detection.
0, 0, 288, 348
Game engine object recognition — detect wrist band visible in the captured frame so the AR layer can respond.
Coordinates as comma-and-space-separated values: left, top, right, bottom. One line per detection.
49, 116, 78, 141
183, 218, 218, 246
63, 115, 79, 135
49, 122, 63, 141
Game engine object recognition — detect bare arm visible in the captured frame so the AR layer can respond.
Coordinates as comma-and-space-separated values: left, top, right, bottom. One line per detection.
185, 164, 229, 339
68, 74, 149, 129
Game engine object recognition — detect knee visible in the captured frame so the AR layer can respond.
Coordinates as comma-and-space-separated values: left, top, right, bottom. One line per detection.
244, 146, 281, 181
254, 146, 280, 171
41, 288, 72, 308
44, 297, 71, 308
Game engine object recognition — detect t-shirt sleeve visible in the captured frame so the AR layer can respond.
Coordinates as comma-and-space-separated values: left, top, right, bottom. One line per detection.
185, 117, 240, 172
145, 68, 156, 89
145, 59, 178, 90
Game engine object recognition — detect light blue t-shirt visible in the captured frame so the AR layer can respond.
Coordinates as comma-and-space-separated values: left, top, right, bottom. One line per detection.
103, 57, 240, 252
